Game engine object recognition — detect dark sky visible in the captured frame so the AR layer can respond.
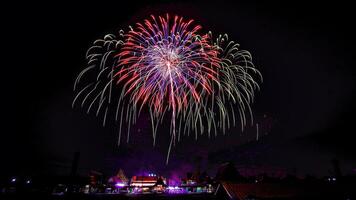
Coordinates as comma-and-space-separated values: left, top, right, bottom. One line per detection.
2, 0, 356, 179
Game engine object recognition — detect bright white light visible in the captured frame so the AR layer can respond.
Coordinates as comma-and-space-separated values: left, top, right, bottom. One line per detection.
11, 178, 16, 182
115, 183, 125, 187
131, 183, 156, 187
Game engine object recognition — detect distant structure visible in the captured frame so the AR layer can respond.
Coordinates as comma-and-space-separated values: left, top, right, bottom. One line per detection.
331, 159, 342, 179
108, 169, 129, 187
89, 170, 103, 185
215, 182, 302, 200
130, 175, 160, 187
129, 174, 167, 193
215, 162, 242, 181
70, 152, 80, 177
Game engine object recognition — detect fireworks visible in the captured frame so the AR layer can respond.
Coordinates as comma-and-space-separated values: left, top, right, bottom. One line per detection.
73, 14, 262, 164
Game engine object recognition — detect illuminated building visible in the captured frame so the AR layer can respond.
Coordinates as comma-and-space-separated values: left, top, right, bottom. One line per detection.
130, 175, 158, 187
129, 174, 167, 193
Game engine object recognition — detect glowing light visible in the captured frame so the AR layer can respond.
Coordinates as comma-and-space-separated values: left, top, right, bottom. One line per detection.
131, 183, 156, 187
167, 186, 186, 194
73, 14, 262, 164
115, 182, 125, 187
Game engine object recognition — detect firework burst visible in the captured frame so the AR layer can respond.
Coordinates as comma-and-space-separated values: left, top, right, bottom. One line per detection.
73, 14, 262, 164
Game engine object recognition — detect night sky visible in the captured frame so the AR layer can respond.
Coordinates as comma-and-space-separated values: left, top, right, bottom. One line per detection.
2, 1, 356, 179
